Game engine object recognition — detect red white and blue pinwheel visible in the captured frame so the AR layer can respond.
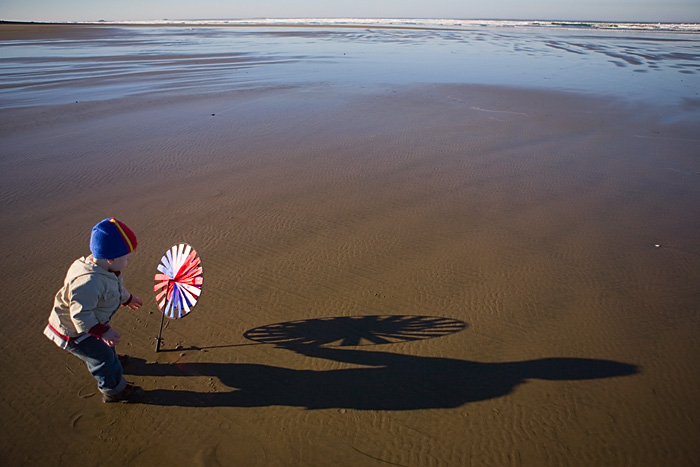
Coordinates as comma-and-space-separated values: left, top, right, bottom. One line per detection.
153, 243, 203, 351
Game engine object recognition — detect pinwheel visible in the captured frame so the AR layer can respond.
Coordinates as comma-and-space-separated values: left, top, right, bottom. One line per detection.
153, 243, 203, 351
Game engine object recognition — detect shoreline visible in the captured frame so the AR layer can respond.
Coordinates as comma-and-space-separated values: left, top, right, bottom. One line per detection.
3, 21, 698, 113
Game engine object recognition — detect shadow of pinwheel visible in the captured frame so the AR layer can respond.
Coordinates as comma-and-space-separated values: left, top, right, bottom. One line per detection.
243, 314, 467, 347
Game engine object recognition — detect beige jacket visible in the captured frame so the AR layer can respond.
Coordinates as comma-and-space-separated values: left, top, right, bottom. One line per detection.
48, 256, 131, 338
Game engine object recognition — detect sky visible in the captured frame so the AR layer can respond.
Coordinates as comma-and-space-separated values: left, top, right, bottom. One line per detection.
1, 0, 698, 23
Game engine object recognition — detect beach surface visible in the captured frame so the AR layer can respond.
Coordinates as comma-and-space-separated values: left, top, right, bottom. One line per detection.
1, 23, 699, 466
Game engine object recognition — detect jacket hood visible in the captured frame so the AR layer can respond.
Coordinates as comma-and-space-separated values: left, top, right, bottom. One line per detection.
68, 256, 118, 279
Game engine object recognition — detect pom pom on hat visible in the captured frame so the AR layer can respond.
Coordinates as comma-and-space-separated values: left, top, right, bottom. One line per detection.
90, 218, 138, 260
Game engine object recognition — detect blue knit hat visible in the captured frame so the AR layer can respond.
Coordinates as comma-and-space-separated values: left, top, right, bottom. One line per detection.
90, 218, 138, 260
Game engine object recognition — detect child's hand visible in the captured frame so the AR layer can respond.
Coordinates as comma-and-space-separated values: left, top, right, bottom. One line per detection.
102, 327, 122, 347
126, 296, 143, 310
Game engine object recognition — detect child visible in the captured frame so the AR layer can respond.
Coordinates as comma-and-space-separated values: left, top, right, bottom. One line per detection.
44, 218, 144, 403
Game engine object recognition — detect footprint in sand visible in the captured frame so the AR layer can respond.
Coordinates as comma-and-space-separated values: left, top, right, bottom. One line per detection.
69, 410, 114, 433
77, 385, 96, 399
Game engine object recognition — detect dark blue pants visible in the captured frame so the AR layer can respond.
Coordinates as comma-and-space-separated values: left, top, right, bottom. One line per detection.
66, 336, 127, 395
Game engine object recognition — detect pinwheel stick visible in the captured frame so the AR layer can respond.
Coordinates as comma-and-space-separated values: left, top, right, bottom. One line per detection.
155, 280, 170, 352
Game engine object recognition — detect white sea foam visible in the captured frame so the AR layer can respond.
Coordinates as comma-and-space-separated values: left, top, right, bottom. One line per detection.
66, 18, 700, 33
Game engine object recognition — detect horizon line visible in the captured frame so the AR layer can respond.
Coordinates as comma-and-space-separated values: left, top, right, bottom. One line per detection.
2, 17, 699, 25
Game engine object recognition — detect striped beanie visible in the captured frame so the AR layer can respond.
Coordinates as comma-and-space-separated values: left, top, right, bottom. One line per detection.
90, 218, 138, 260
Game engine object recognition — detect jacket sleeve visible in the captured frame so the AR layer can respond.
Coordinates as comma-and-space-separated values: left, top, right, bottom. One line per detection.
68, 275, 102, 334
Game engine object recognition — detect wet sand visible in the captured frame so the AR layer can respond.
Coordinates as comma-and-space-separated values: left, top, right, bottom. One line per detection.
1, 25, 700, 467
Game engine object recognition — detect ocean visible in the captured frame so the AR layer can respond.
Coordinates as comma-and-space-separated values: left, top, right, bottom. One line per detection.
1, 19, 699, 111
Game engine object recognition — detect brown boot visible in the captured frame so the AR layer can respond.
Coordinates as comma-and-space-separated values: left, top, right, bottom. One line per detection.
117, 354, 130, 368
102, 384, 144, 403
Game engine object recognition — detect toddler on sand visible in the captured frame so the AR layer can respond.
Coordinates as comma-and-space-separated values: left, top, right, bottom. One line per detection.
44, 218, 144, 403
